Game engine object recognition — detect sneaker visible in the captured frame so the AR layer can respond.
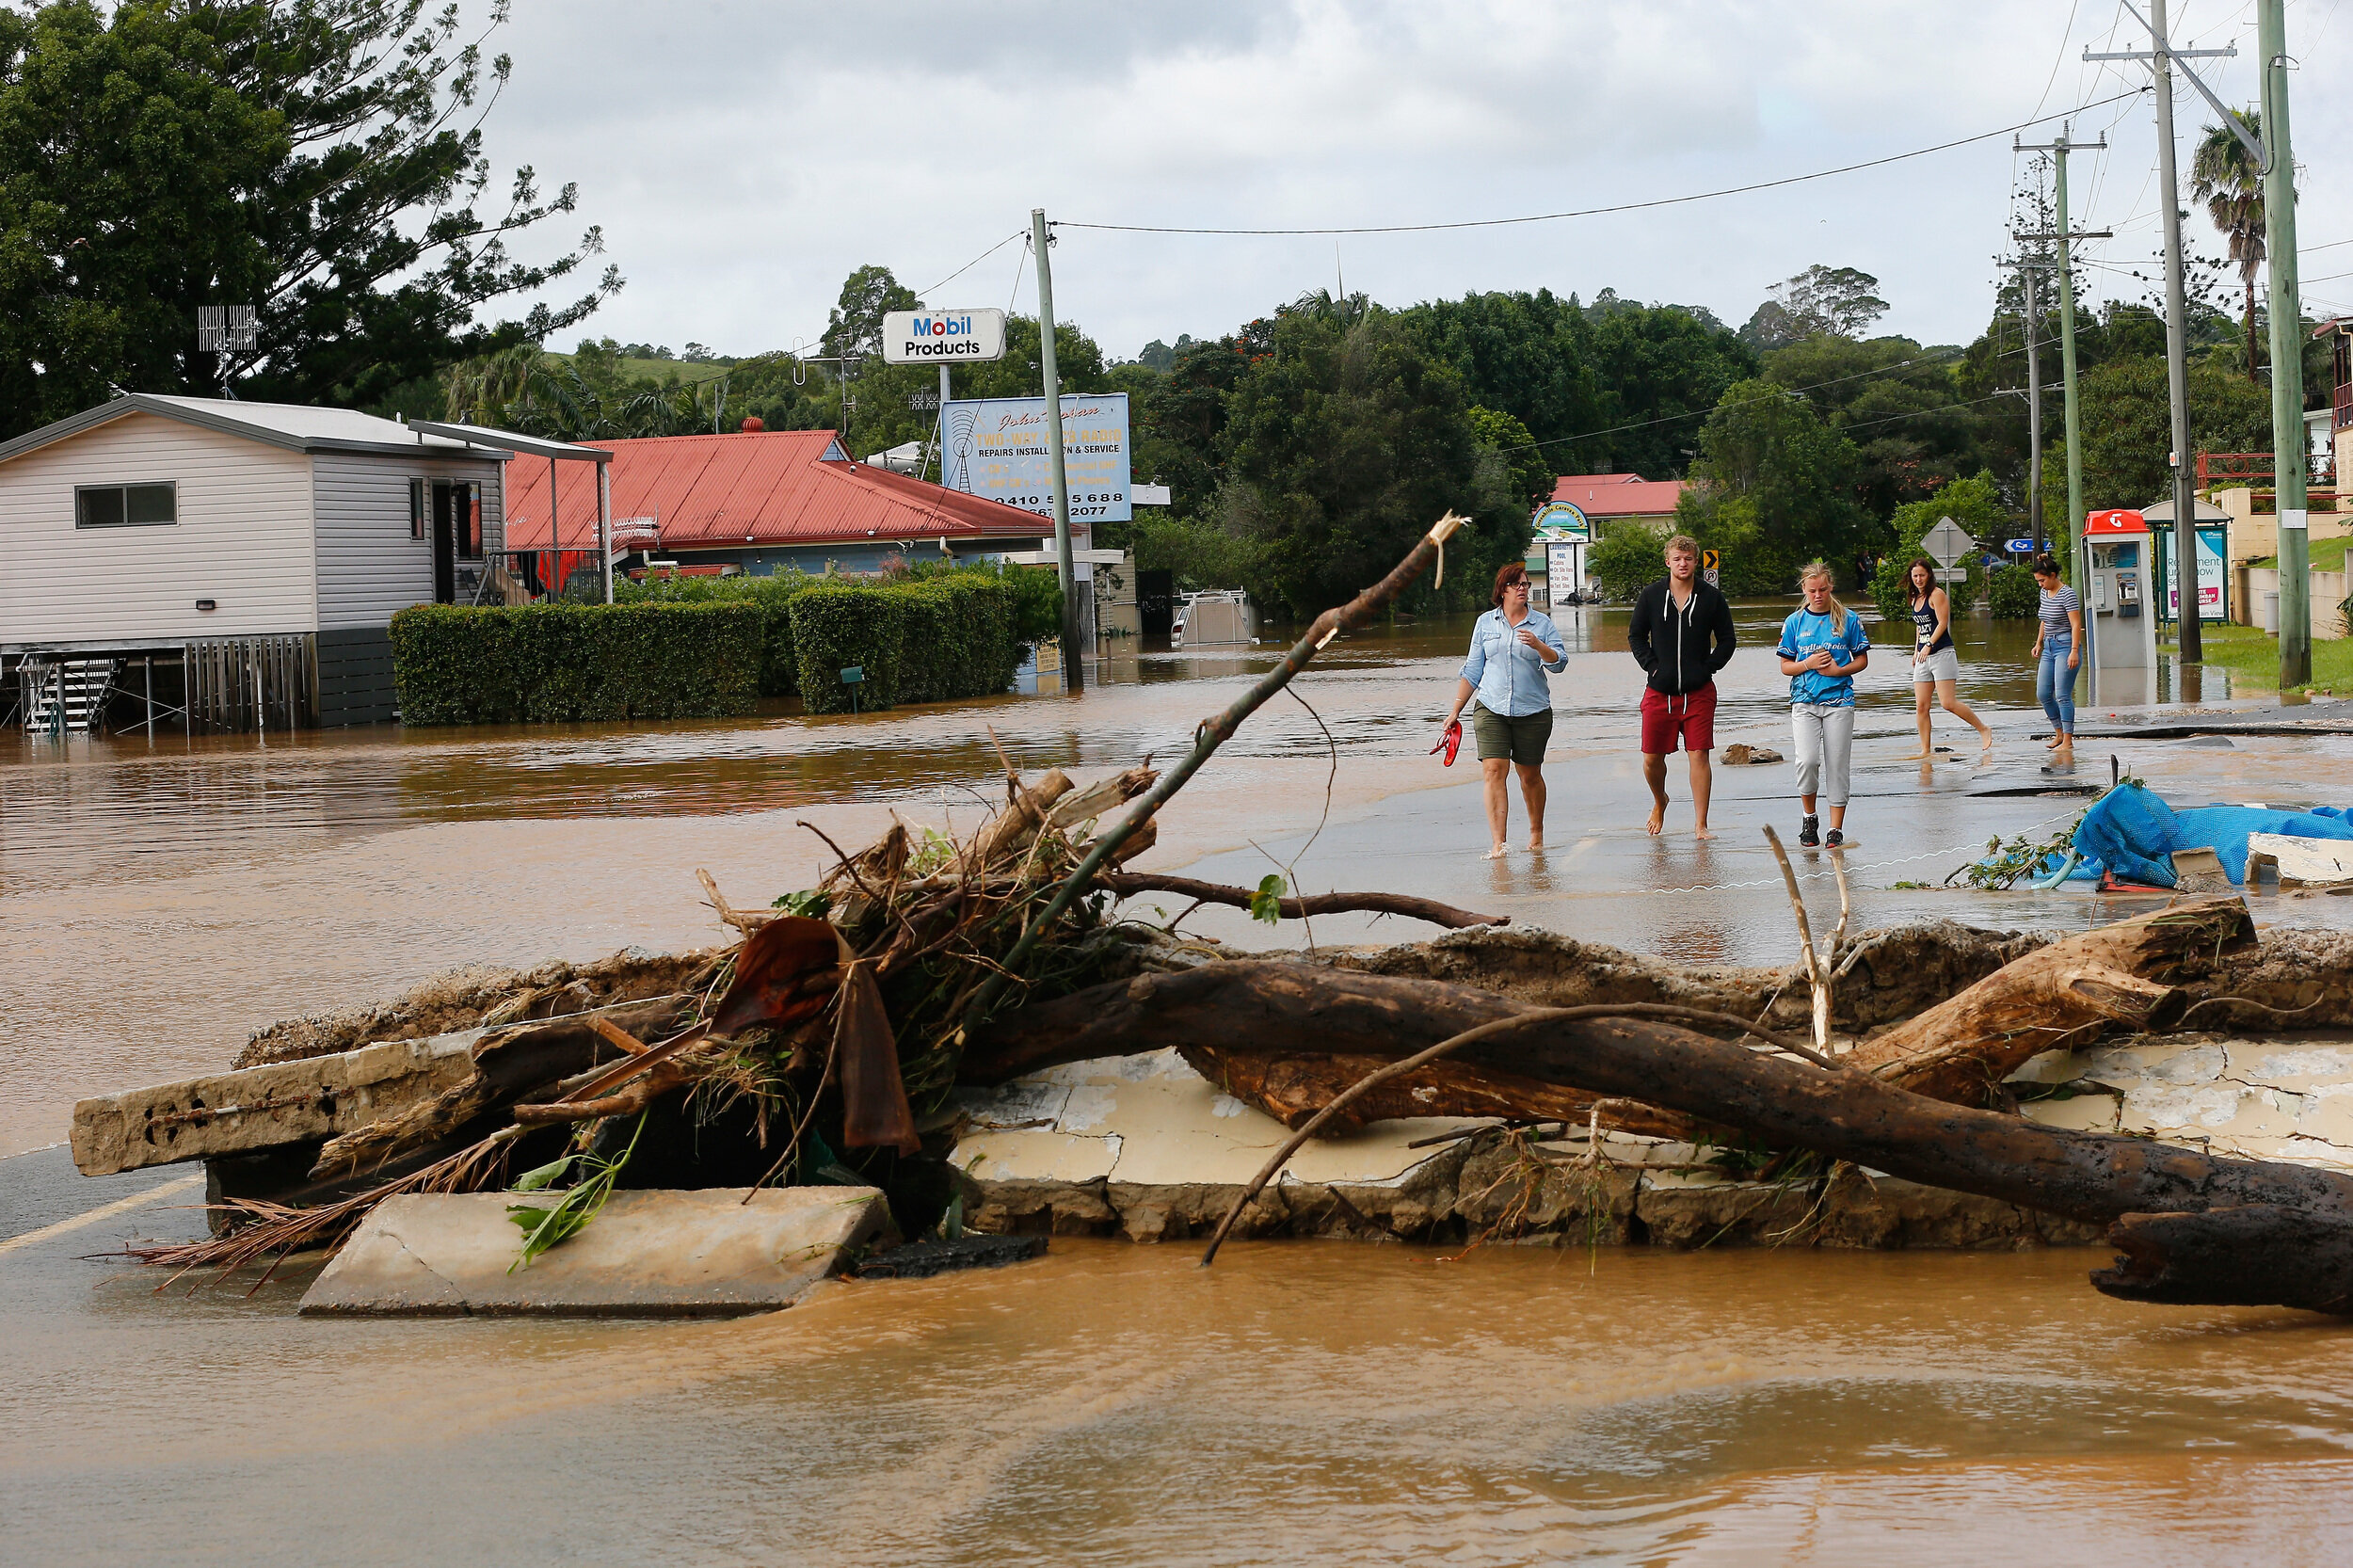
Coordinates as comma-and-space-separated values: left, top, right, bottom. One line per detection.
1826, 828, 1846, 849
1798, 816, 1819, 847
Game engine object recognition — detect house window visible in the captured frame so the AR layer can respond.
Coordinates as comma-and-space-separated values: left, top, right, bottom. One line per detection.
76, 482, 177, 528
409, 477, 425, 539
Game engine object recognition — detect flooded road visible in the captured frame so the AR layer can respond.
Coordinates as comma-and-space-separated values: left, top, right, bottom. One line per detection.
4, 600, 2352, 1564
0, 600, 2327, 1160
5, 1207, 2352, 1566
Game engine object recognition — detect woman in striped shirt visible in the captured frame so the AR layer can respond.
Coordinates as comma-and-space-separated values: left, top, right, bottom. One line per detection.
2029, 553, 2084, 757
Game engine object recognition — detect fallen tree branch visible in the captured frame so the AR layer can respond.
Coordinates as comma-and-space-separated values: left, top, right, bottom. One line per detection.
1849, 897, 2255, 1100
1192, 1004, 2353, 1310
1096, 872, 1509, 931
1197, 1001, 1837, 1264
960, 510, 1471, 1032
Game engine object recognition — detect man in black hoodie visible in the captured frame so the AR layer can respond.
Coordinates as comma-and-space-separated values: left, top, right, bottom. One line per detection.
1626, 534, 1737, 838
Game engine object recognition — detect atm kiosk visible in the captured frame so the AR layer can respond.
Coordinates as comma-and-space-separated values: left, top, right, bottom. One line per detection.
2079, 508, 2157, 692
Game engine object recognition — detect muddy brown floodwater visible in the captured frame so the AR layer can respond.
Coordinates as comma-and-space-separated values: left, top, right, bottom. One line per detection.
5, 602, 2351, 1565
8, 1235, 2353, 1565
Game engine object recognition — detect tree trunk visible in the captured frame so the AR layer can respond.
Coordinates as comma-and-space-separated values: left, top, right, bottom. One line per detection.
1178, 1043, 1690, 1139
1848, 898, 2254, 1102
2100, 1205, 2353, 1312
2248, 276, 2261, 383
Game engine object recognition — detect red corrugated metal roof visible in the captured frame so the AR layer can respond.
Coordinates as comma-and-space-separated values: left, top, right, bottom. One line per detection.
503, 429, 1055, 551
1549, 472, 1690, 516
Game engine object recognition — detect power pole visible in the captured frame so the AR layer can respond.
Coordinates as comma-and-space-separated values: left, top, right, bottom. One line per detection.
2025, 264, 2044, 547
2261, 0, 2309, 687
2151, 0, 2201, 662
1031, 207, 1082, 692
2015, 125, 2110, 555
2090, 1, 2261, 664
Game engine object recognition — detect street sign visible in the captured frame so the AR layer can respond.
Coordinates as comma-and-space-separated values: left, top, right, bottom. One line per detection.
1701, 548, 1721, 588
880, 309, 1007, 364
1937, 568, 1968, 584
2005, 537, 2036, 554
1921, 516, 1974, 568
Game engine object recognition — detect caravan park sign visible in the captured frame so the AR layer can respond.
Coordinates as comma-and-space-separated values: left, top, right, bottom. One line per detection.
880, 309, 1007, 364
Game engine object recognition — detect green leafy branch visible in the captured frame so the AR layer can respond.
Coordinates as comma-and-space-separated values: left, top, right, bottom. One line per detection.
504, 1112, 647, 1272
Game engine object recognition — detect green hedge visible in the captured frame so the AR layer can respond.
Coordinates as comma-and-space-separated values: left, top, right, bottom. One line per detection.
616, 571, 811, 696
390, 601, 763, 724
790, 576, 1028, 713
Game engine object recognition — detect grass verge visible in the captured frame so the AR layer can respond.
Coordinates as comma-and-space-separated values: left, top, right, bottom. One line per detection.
2164, 621, 2353, 696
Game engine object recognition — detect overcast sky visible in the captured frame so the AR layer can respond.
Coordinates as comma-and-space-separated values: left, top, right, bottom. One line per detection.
482, 0, 2353, 362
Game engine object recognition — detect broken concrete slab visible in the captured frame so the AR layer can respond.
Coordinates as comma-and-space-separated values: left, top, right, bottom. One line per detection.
298, 1187, 896, 1318
2247, 832, 2353, 888
72, 1031, 484, 1176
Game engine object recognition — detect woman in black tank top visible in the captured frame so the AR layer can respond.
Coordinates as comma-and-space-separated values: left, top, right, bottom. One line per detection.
1904, 556, 1993, 762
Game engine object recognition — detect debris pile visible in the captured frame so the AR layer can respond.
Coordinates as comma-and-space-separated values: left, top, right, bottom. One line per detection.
69, 515, 2353, 1317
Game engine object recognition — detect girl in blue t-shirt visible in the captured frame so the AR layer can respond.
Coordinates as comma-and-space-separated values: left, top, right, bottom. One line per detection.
1774, 561, 1873, 848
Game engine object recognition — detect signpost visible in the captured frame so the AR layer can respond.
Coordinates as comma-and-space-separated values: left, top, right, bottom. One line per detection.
1922, 515, 1974, 585
1701, 548, 1721, 589
1921, 516, 1974, 567
2005, 537, 2037, 555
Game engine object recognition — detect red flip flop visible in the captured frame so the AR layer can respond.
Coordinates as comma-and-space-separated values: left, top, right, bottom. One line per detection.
1431, 719, 1463, 767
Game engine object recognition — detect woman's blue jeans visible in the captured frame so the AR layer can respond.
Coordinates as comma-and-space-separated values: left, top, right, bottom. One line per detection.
2038, 635, 2077, 733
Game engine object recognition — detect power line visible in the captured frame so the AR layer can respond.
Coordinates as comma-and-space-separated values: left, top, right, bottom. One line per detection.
1058, 89, 2146, 238
917, 231, 1024, 300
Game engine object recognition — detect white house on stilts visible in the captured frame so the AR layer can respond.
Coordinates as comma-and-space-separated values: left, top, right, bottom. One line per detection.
0, 393, 606, 733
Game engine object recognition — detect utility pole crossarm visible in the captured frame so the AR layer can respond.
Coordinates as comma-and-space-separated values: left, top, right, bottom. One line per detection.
2088, 6, 2269, 173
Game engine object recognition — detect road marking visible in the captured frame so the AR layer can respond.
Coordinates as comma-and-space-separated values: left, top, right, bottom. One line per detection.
0, 1173, 203, 1257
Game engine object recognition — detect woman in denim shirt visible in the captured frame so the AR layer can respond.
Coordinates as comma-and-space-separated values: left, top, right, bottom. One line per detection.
1443, 562, 1568, 858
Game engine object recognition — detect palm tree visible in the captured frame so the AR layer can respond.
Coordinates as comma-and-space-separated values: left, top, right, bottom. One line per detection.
2190, 109, 2266, 382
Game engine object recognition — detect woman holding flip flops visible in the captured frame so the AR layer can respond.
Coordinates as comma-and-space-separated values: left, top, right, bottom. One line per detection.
1441, 562, 1567, 859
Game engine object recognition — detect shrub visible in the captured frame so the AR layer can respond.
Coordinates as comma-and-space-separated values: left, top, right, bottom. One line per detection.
1588, 521, 1672, 600
1871, 556, 1983, 626
390, 601, 763, 725
788, 575, 1027, 713
616, 570, 812, 696
1985, 562, 2039, 619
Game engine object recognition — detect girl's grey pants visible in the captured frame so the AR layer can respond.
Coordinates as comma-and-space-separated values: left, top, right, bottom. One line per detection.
1790, 702, 1855, 808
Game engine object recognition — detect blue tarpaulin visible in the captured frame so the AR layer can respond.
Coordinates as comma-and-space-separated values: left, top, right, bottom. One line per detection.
2059, 782, 2353, 887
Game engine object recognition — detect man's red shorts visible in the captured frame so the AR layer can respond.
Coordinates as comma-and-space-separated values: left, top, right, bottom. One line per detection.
1640, 682, 1717, 755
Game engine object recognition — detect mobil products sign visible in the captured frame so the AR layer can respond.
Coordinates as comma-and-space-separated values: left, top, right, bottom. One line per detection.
940, 393, 1131, 521
880, 308, 1007, 363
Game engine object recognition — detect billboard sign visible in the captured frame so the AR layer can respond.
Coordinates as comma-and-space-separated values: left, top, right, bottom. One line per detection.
881, 309, 1007, 364
940, 393, 1132, 521
2159, 523, 2229, 621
